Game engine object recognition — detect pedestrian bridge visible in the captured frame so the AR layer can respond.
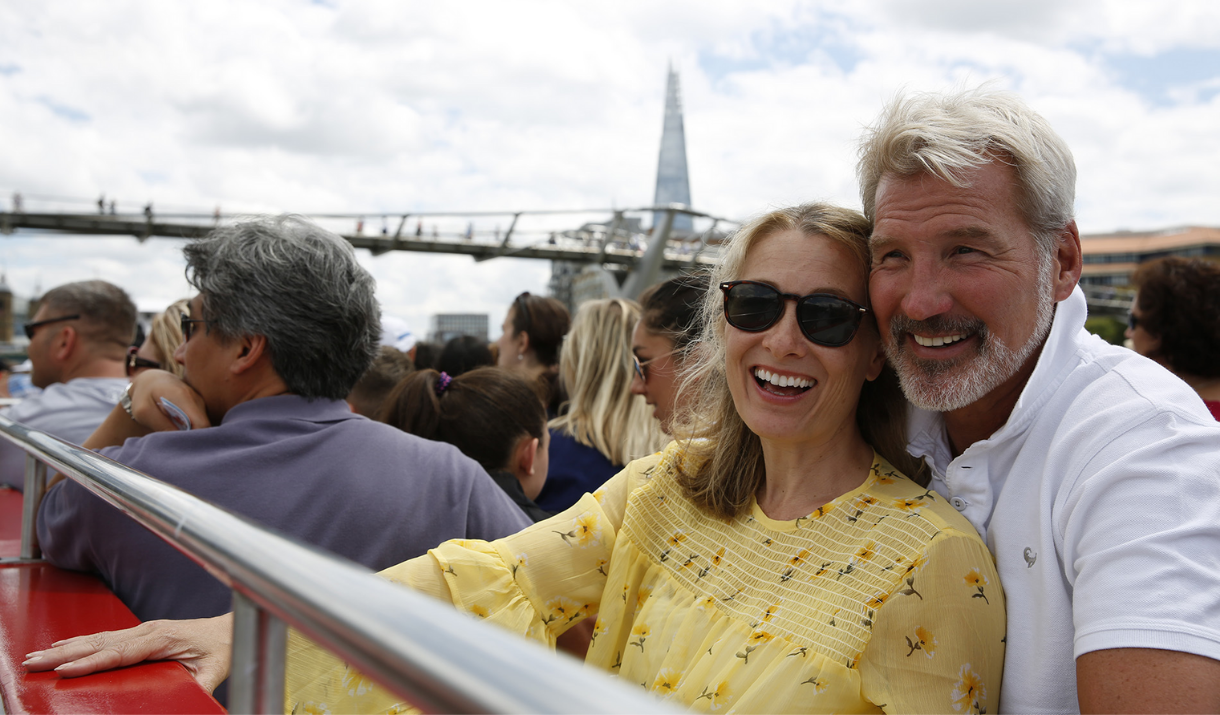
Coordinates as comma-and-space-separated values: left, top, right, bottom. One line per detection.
1, 209, 1135, 315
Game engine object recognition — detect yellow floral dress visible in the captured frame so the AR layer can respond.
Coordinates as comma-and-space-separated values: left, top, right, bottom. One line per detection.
287, 443, 1005, 714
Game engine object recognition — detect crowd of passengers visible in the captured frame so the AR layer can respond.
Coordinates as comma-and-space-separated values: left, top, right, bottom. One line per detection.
9, 88, 1220, 714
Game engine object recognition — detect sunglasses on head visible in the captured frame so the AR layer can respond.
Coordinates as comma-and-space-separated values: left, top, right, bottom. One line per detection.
513, 292, 533, 333
126, 346, 162, 376
719, 280, 868, 347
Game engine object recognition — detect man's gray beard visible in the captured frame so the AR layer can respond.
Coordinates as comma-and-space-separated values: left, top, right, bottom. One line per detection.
885, 260, 1057, 413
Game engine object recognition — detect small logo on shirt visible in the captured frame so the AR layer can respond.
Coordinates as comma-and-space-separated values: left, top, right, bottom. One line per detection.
1023, 547, 1037, 568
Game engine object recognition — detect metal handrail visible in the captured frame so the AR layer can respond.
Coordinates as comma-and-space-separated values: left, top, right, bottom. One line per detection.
0, 414, 672, 714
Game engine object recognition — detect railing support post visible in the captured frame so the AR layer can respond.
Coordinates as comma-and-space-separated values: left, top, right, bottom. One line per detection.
20, 455, 46, 559
230, 591, 287, 714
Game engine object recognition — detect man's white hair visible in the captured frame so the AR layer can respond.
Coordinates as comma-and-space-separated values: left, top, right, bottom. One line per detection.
857, 87, 1077, 256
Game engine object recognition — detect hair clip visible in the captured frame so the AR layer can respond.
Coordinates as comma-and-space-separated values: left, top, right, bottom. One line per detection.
435, 371, 453, 396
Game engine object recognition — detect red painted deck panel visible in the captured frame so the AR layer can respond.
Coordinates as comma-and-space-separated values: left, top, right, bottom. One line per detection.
0, 488, 225, 714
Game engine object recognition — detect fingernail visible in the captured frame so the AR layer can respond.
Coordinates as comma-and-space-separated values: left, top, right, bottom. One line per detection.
54, 664, 68, 671
23, 654, 41, 664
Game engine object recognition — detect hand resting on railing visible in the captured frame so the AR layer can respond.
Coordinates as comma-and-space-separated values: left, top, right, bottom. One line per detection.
24, 614, 233, 693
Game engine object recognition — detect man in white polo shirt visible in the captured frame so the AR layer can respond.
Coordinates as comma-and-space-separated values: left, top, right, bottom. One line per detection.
860, 88, 1220, 712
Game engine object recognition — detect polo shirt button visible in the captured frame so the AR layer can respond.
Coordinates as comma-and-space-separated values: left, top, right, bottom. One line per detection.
950, 496, 967, 511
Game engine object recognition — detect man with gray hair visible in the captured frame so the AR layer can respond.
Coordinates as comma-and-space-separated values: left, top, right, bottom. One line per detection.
35, 217, 531, 701
0, 280, 135, 490
860, 89, 1220, 712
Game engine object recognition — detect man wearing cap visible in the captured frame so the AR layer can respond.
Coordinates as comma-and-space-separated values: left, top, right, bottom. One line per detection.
0, 280, 134, 490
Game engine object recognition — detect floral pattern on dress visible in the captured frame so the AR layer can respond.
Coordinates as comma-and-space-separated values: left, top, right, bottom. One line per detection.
905, 625, 937, 658
950, 664, 986, 713
964, 569, 990, 604
554, 512, 601, 547
342, 668, 374, 697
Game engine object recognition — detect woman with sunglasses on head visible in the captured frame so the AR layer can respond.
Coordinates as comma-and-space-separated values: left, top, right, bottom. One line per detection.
538, 298, 669, 513
630, 272, 710, 434
127, 299, 190, 379
495, 291, 571, 415
30, 205, 1003, 714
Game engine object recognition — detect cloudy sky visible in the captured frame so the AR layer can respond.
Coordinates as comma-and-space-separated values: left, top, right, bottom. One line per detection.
2, 1, 1218, 337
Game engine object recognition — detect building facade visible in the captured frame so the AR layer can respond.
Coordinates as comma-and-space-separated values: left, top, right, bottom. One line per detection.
1081, 226, 1220, 286
429, 313, 489, 344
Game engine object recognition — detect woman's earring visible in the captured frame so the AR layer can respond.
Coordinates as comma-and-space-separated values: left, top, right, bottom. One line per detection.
517, 353, 524, 361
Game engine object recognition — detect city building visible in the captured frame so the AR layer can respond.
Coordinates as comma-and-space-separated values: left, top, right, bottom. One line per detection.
1081, 226, 1220, 286
429, 313, 488, 344
549, 67, 700, 315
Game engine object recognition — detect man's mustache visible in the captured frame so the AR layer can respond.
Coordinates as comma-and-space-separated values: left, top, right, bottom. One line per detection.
888, 314, 988, 344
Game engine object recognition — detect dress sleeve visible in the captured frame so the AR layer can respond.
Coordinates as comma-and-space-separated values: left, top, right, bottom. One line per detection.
285, 462, 643, 714
858, 527, 1006, 714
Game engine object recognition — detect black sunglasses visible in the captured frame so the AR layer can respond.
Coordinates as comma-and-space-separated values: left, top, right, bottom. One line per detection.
720, 280, 868, 347
180, 313, 209, 341
24, 314, 81, 340
126, 346, 162, 376
513, 292, 533, 333
1127, 312, 1139, 331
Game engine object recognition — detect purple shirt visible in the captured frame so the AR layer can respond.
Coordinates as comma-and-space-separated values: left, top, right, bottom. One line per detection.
37, 394, 532, 624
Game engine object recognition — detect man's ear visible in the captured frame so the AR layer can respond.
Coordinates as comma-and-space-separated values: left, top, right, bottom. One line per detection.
1052, 220, 1083, 303
50, 326, 77, 362
514, 436, 539, 481
230, 334, 270, 375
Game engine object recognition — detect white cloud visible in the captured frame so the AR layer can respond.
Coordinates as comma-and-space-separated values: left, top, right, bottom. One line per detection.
1, 0, 1218, 332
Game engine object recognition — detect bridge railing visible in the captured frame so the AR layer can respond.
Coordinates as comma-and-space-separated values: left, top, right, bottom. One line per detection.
0, 414, 672, 714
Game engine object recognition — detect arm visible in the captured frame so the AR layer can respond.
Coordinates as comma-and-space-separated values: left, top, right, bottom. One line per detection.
83, 369, 211, 450
859, 528, 1006, 714
287, 466, 640, 713
1077, 648, 1220, 714
24, 615, 233, 693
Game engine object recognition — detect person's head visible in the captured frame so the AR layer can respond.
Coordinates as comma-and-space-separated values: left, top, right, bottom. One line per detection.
177, 216, 380, 421
858, 88, 1083, 413
1128, 257, 1220, 380
552, 298, 670, 467
437, 335, 494, 377
631, 273, 710, 432
27, 280, 137, 388
347, 346, 415, 418
496, 292, 570, 371
131, 299, 189, 379
380, 367, 549, 499
410, 341, 441, 371
675, 203, 919, 519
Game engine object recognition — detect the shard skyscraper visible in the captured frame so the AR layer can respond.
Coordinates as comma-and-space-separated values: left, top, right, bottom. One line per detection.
652, 66, 693, 233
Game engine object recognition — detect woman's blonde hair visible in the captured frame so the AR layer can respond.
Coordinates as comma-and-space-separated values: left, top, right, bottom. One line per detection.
671, 202, 926, 520
550, 298, 668, 465
146, 299, 190, 378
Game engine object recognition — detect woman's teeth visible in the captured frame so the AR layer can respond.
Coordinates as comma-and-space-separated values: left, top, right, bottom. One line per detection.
754, 368, 814, 389
912, 333, 967, 348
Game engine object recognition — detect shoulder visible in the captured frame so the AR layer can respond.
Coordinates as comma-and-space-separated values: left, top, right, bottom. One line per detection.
863, 454, 990, 550
1015, 332, 1220, 480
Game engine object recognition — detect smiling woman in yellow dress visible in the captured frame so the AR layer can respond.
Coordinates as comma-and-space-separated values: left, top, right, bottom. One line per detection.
27, 203, 1005, 714
287, 203, 1005, 713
